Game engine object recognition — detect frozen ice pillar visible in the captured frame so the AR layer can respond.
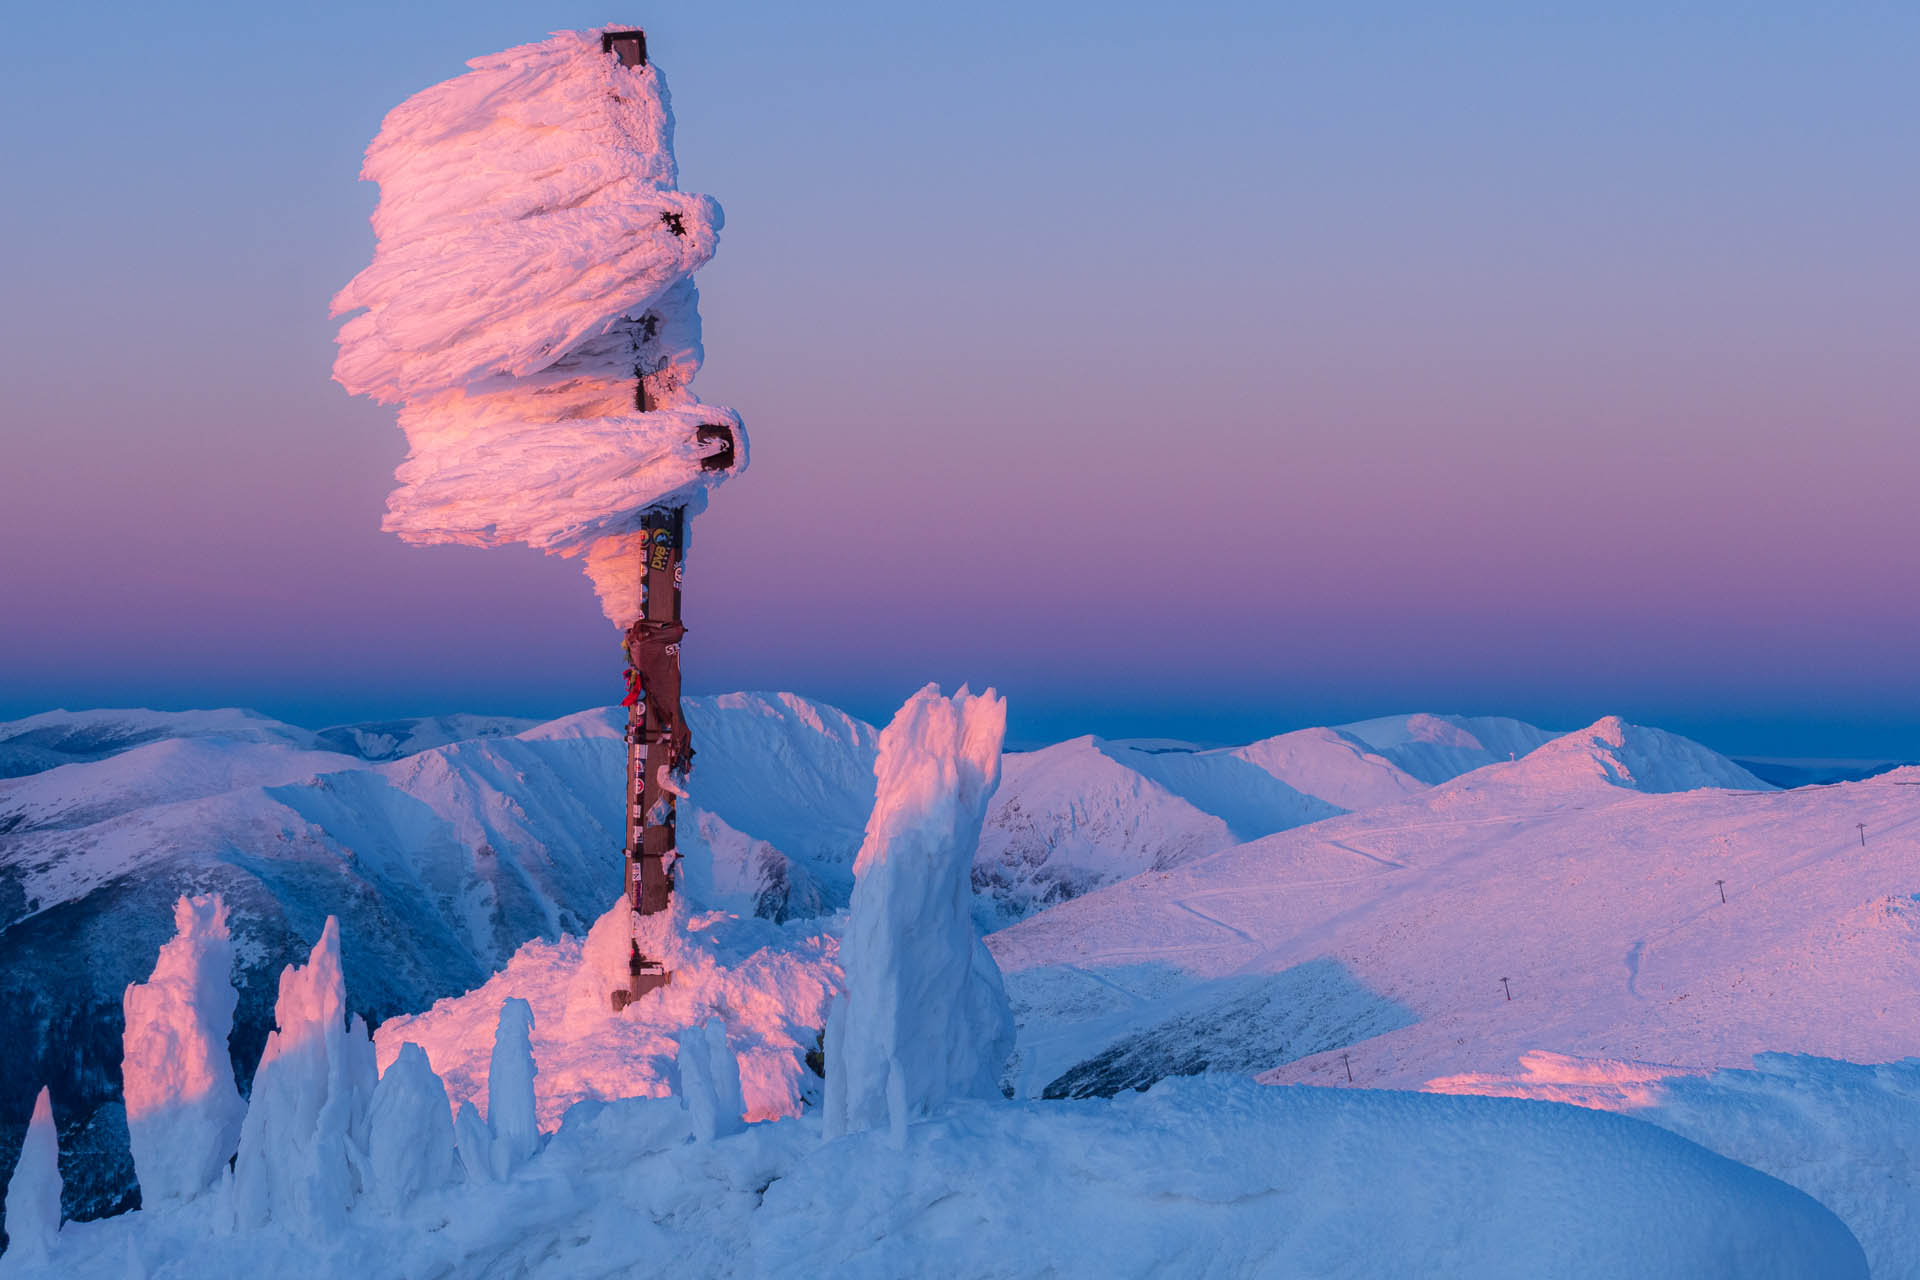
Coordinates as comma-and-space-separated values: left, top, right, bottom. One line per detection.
823, 684, 1013, 1141
3, 1087, 61, 1263
486, 998, 539, 1179
677, 1018, 746, 1142
121, 894, 245, 1205
364, 1043, 458, 1213
231, 917, 377, 1235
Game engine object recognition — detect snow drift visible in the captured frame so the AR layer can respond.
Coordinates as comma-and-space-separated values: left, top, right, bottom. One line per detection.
332, 27, 744, 626
17, 1078, 1868, 1279
371, 894, 839, 1132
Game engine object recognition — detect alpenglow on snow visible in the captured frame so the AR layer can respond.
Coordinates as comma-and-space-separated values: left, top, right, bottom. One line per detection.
333, 27, 744, 1008
331, 26, 744, 622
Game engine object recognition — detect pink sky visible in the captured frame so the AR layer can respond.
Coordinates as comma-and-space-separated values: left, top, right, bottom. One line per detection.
2, 3, 1916, 756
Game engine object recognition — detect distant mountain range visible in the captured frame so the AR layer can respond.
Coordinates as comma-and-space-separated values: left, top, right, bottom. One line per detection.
0, 697, 1785, 1228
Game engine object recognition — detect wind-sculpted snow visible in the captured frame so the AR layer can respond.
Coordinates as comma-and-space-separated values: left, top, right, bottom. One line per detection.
19, 1077, 1867, 1278
0, 701, 1772, 1232
332, 28, 744, 625
1427, 1049, 1920, 1278
484, 999, 538, 1178
676, 1018, 748, 1143
3, 1089, 60, 1264
373, 895, 838, 1133
0, 692, 880, 1231
362, 1043, 457, 1215
825, 686, 1012, 1140
121, 896, 245, 1206
230, 919, 377, 1237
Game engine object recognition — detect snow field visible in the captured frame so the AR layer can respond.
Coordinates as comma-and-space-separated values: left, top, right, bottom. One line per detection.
16, 1079, 1867, 1279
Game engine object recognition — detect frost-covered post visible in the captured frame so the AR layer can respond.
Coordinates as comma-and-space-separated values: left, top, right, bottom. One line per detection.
823, 685, 1015, 1142
121, 894, 245, 1205
332, 25, 745, 1012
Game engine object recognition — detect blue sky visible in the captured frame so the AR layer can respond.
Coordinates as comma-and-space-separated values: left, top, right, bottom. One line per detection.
3, 2, 1917, 756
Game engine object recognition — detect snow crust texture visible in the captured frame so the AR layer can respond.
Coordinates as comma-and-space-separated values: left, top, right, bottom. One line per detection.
19, 1078, 1867, 1279
373, 894, 838, 1134
121, 895, 244, 1206
825, 685, 1014, 1140
332, 28, 744, 625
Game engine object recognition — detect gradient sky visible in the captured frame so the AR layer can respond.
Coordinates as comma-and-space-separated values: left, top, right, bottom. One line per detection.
3, 1, 1916, 756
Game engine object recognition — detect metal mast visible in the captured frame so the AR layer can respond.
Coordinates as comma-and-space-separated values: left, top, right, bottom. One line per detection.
604, 28, 737, 1010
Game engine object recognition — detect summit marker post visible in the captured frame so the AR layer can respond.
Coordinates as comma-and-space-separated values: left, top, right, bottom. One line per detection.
604, 29, 738, 1010
334, 24, 745, 1014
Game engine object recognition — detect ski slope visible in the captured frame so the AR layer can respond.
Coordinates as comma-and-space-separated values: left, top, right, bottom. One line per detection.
989, 717, 1920, 1106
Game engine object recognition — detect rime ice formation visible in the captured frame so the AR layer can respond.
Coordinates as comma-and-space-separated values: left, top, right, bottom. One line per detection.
372, 892, 839, 1135
453, 1101, 493, 1185
332, 28, 744, 627
230, 918, 377, 1235
364, 1044, 459, 1213
3, 1087, 61, 1263
675, 1018, 746, 1142
486, 999, 539, 1178
824, 685, 1014, 1140
121, 894, 245, 1205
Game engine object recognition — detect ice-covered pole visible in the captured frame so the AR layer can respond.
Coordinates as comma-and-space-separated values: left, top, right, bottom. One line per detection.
332, 26, 746, 1009
610, 33, 682, 1009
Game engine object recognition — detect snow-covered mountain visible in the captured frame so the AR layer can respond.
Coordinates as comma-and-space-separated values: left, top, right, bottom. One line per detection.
969, 713, 1568, 925
1338, 712, 1558, 784
0, 694, 872, 1222
1426, 715, 1769, 799
0, 699, 1764, 1230
972, 739, 1232, 928
312, 715, 537, 761
0, 708, 537, 782
0, 710, 319, 780
13, 694, 1874, 1278
987, 716, 1879, 1111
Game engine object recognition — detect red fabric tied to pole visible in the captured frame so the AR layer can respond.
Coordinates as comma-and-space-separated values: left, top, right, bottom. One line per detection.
625, 617, 691, 770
